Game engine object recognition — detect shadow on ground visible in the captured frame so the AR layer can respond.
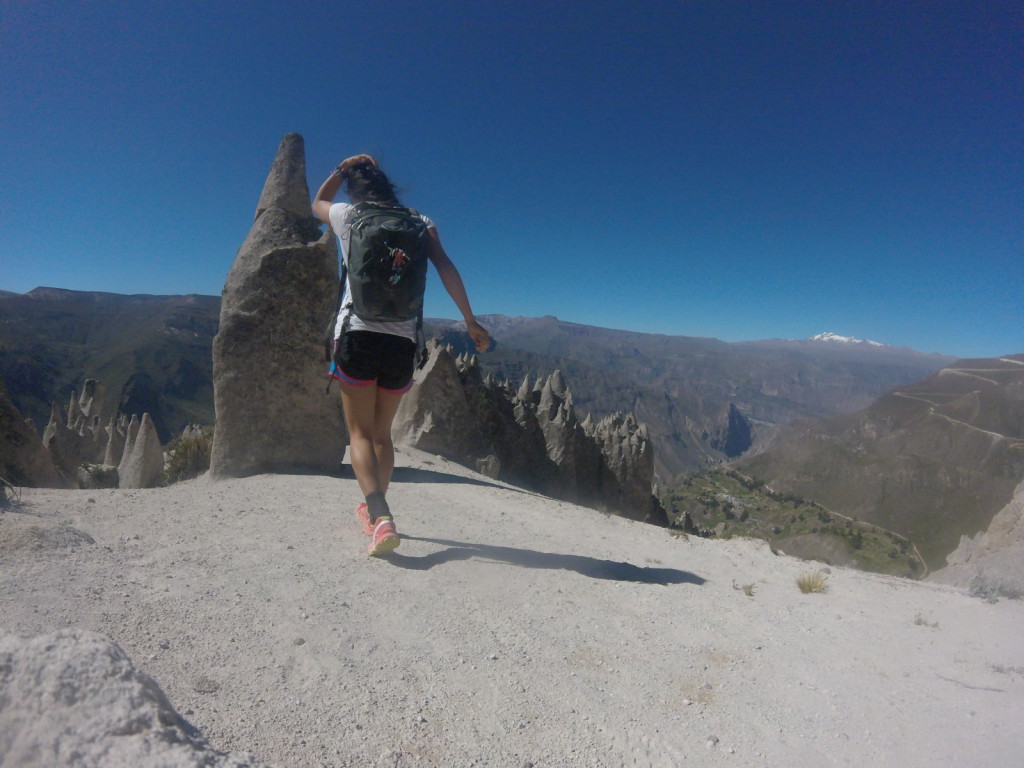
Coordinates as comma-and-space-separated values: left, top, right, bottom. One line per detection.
385, 536, 705, 586
391, 465, 533, 493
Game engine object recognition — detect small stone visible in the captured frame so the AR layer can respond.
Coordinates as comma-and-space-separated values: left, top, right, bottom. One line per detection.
294, 637, 305, 646
158, 639, 170, 650
193, 676, 220, 694
706, 735, 720, 748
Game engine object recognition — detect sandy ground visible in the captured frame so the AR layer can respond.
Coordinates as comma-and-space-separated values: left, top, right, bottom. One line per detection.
2, 447, 1023, 768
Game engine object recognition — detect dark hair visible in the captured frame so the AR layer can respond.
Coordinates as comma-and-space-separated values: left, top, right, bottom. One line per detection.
345, 163, 401, 206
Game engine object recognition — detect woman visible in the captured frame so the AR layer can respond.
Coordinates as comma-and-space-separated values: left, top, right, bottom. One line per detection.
313, 154, 490, 556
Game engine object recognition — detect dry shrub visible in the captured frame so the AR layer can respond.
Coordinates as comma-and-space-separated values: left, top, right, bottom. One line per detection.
796, 570, 829, 594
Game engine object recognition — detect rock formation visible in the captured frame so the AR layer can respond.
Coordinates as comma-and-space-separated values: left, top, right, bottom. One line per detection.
118, 413, 165, 489
210, 133, 345, 478
116, 414, 141, 478
102, 415, 127, 466
930, 478, 1024, 599
0, 629, 273, 768
3, 377, 171, 490
0, 389, 62, 488
395, 341, 667, 524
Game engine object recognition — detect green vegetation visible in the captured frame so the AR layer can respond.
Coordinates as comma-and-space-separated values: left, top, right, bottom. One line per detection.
162, 428, 214, 485
662, 467, 926, 579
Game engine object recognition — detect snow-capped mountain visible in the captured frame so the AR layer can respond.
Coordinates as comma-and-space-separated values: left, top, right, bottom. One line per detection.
808, 332, 884, 347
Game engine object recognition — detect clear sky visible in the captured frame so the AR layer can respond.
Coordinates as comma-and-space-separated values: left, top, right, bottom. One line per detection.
2, 1, 1021, 358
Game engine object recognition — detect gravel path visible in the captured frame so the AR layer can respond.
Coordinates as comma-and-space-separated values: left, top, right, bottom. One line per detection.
2, 447, 1023, 767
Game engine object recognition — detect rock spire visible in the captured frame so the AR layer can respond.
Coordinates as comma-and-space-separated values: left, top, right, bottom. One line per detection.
210, 133, 346, 477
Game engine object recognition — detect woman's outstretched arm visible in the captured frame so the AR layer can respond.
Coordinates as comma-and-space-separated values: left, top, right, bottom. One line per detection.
426, 228, 490, 353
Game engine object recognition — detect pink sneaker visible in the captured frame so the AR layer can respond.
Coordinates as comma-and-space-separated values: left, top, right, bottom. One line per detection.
356, 503, 373, 536
368, 517, 400, 556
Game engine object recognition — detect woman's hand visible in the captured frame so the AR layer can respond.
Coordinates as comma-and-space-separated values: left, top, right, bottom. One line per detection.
467, 319, 490, 353
335, 154, 377, 176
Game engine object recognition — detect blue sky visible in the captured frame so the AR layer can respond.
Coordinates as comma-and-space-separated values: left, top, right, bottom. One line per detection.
2, 1, 1020, 358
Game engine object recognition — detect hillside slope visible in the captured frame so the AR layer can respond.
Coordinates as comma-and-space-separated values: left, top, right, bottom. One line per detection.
2, 448, 1023, 767
0, 288, 217, 441
737, 356, 1024, 569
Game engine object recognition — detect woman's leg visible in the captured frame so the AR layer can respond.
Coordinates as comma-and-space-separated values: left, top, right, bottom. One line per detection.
339, 383, 406, 504
370, 387, 406, 495
339, 382, 385, 498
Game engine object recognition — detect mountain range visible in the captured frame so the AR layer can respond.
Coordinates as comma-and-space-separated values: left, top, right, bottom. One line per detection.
1, 289, 953, 478
428, 314, 955, 480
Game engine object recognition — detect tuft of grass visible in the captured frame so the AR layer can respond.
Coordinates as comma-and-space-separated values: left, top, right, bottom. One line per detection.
796, 570, 829, 594
162, 427, 213, 485
732, 579, 756, 597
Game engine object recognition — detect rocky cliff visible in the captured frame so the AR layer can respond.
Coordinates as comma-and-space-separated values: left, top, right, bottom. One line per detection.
930, 478, 1024, 599
394, 341, 667, 525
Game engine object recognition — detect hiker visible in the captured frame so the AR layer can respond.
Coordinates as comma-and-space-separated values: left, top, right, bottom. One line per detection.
313, 154, 490, 556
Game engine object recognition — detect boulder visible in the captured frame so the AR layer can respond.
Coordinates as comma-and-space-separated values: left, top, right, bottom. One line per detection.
0, 629, 274, 767
210, 133, 345, 478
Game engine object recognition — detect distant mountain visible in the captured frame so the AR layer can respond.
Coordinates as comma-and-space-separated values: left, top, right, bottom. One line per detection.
0, 288, 218, 442
806, 331, 884, 347
736, 355, 1024, 569
428, 315, 956, 480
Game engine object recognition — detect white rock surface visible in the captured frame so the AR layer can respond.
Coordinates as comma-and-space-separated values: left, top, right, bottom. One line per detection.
2, 446, 1023, 767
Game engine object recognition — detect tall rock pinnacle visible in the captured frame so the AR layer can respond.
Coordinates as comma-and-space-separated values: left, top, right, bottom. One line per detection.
210, 134, 346, 478
254, 132, 312, 221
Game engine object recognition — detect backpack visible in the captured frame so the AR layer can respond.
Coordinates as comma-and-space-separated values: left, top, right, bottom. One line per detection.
322, 202, 431, 379
345, 202, 430, 323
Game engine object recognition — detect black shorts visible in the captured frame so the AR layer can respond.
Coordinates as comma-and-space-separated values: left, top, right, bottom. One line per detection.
330, 330, 417, 394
